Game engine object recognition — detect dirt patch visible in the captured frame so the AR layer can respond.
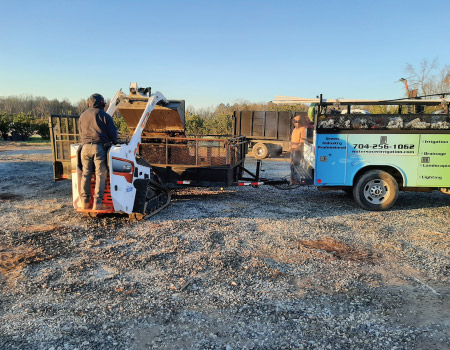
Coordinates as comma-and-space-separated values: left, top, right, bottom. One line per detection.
297, 237, 376, 264
0, 245, 45, 282
19, 224, 64, 233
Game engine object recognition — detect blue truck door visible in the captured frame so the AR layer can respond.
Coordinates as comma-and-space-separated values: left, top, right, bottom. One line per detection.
315, 134, 347, 185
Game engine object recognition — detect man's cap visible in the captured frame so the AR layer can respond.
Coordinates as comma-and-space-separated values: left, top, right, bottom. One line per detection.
293, 115, 301, 122
88, 93, 106, 109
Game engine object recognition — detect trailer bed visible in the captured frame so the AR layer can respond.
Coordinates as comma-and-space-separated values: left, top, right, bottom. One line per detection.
140, 136, 247, 187
49, 114, 247, 187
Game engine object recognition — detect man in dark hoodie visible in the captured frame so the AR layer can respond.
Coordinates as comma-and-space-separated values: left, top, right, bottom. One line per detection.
79, 93, 118, 210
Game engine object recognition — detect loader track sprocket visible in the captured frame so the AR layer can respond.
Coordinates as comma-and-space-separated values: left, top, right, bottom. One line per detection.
130, 179, 171, 220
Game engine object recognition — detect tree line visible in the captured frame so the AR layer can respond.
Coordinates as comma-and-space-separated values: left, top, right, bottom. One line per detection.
1, 59, 448, 140
185, 101, 307, 135
0, 96, 82, 141
0, 95, 307, 140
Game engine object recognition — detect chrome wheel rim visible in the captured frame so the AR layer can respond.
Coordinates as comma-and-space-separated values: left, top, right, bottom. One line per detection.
363, 179, 389, 204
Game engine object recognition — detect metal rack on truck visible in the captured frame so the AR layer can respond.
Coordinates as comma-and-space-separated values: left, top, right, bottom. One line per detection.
274, 94, 450, 210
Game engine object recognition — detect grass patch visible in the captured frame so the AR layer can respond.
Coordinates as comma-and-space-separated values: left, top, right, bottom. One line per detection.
25, 135, 51, 144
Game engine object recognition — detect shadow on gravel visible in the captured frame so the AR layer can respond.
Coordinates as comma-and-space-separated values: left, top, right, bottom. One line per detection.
299, 189, 450, 217
390, 191, 450, 211
0, 193, 23, 201
171, 189, 237, 201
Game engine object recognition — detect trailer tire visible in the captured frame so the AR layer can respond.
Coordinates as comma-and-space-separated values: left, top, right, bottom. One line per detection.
253, 143, 268, 159
353, 170, 398, 211
268, 144, 282, 158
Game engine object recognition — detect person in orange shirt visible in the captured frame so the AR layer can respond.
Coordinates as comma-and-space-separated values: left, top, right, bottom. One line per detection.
290, 115, 307, 185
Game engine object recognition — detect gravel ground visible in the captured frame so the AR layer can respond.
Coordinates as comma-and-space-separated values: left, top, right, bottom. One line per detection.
0, 141, 449, 350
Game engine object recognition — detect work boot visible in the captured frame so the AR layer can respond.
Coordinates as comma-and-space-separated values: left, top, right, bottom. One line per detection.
93, 201, 109, 211
81, 201, 91, 209
289, 177, 300, 185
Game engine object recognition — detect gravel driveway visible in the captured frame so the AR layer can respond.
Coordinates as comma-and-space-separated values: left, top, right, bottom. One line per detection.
0, 142, 449, 350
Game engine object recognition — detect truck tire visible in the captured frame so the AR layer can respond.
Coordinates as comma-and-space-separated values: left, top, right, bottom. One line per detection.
253, 143, 268, 159
353, 170, 398, 211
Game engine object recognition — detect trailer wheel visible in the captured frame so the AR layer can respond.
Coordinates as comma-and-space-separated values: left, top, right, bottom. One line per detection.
253, 143, 268, 159
268, 144, 282, 158
353, 170, 398, 211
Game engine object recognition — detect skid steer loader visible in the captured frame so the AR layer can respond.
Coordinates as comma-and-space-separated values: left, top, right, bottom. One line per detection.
71, 86, 173, 219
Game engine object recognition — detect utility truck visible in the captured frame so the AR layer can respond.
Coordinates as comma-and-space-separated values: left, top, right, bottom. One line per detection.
274, 94, 450, 210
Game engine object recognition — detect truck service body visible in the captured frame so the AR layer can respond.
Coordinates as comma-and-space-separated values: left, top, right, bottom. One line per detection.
313, 133, 450, 188
275, 95, 450, 210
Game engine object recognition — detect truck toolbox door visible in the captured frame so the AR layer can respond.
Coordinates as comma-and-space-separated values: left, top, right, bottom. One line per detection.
315, 134, 347, 185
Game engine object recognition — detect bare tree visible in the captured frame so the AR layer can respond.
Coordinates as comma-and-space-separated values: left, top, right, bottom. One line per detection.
436, 65, 450, 94
404, 58, 450, 96
34, 97, 51, 118
77, 99, 88, 115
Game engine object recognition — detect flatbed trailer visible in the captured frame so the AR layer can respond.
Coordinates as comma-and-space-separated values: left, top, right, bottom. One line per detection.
274, 94, 450, 210
232, 110, 308, 159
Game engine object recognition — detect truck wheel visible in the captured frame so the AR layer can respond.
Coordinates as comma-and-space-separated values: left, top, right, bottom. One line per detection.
253, 143, 268, 159
353, 170, 398, 211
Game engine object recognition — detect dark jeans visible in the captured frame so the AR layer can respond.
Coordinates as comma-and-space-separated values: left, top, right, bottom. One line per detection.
80, 144, 107, 203
290, 145, 303, 184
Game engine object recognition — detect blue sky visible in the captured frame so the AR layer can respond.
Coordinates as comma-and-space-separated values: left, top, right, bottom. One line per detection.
1, 0, 449, 108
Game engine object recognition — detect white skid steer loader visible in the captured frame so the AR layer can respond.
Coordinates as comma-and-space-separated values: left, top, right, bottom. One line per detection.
71, 88, 171, 219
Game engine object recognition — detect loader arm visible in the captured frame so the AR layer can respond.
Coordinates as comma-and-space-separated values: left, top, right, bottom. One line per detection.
103, 91, 170, 217
106, 90, 126, 117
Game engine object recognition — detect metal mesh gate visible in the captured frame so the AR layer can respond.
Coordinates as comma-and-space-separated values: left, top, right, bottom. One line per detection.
140, 136, 246, 167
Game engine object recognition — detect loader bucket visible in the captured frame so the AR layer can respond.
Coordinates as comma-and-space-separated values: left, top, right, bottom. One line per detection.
118, 99, 185, 138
